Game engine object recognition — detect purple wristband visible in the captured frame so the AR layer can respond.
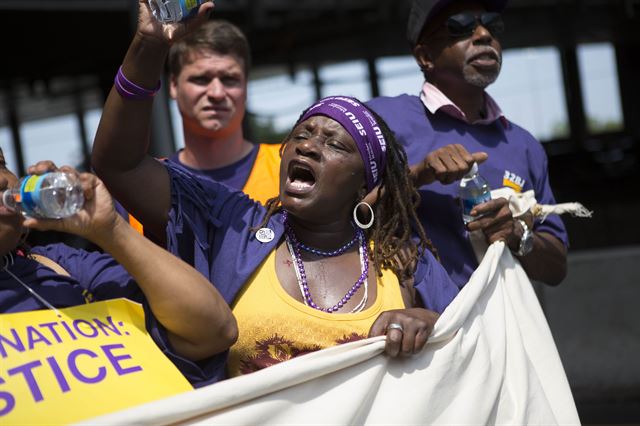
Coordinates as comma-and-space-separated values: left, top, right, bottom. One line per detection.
114, 66, 161, 100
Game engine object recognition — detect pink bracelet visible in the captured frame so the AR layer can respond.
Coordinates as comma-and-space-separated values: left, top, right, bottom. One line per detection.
114, 66, 161, 100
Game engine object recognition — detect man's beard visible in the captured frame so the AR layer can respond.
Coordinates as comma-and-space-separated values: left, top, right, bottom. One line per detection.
463, 64, 501, 88
463, 47, 502, 88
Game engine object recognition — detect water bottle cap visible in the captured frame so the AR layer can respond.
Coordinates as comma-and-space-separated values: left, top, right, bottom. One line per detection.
468, 162, 479, 176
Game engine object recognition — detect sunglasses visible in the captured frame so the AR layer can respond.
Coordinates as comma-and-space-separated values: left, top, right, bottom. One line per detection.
445, 12, 504, 38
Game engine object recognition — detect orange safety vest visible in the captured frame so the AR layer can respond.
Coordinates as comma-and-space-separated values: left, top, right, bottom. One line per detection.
241, 143, 281, 205
128, 144, 281, 234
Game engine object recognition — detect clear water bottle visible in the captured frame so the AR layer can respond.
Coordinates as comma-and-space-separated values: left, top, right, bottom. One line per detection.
459, 163, 491, 224
148, 0, 209, 23
1, 172, 84, 219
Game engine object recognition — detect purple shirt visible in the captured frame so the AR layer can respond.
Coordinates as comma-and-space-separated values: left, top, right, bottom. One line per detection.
169, 144, 260, 191
0, 244, 141, 313
367, 94, 569, 288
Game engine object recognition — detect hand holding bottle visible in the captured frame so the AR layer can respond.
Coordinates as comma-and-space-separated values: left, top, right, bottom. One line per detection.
459, 162, 492, 224
457, 162, 524, 248
21, 162, 123, 247
466, 196, 529, 250
0, 172, 84, 219
136, 0, 214, 44
148, 0, 212, 24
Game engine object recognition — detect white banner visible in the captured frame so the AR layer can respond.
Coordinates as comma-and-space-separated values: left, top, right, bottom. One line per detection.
82, 242, 580, 425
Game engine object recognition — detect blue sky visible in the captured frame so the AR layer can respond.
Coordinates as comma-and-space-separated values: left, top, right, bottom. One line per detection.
0, 42, 624, 174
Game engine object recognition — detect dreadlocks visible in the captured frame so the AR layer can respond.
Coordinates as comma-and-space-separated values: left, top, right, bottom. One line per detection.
364, 108, 438, 278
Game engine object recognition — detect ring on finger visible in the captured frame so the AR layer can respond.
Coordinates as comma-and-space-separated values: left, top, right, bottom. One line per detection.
387, 323, 404, 333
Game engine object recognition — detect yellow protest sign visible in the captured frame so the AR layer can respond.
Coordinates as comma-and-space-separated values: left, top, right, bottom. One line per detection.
0, 298, 192, 424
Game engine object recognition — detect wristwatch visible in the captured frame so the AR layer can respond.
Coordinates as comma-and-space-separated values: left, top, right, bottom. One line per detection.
514, 219, 534, 257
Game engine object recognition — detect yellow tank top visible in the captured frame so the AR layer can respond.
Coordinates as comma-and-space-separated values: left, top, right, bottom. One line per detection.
127, 144, 281, 233
227, 250, 405, 378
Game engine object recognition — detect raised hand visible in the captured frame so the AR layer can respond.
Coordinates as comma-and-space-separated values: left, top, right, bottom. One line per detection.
136, 0, 214, 45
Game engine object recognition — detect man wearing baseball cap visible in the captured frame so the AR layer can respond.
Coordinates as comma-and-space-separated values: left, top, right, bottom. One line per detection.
367, 0, 569, 288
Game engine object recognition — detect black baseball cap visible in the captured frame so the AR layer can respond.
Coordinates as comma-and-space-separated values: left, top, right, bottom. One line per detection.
407, 0, 508, 45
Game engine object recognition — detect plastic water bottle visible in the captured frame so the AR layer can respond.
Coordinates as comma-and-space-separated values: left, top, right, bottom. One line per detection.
1, 172, 84, 219
148, 0, 209, 23
459, 163, 491, 224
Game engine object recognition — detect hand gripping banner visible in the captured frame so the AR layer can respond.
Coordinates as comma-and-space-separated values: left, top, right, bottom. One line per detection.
84, 243, 580, 426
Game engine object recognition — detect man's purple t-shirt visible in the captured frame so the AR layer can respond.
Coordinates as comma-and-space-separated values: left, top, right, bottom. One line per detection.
169, 144, 260, 190
367, 94, 568, 288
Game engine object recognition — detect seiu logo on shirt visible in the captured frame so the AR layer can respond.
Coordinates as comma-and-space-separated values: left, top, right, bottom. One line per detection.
503, 170, 526, 192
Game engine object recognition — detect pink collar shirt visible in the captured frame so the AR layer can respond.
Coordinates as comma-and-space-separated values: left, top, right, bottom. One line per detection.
419, 81, 508, 127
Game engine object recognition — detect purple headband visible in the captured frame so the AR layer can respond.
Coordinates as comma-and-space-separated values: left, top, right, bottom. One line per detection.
296, 96, 387, 192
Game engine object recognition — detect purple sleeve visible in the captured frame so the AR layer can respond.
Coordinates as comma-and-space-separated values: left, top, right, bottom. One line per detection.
159, 161, 272, 385
413, 249, 459, 313
143, 306, 227, 388
163, 160, 273, 304
113, 200, 131, 222
526, 139, 569, 247
31, 243, 142, 302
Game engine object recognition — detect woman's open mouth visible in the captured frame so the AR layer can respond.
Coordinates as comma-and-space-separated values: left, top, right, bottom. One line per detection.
285, 161, 317, 195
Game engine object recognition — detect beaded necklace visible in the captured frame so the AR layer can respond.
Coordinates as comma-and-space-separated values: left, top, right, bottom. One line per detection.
297, 229, 358, 257
283, 213, 369, 313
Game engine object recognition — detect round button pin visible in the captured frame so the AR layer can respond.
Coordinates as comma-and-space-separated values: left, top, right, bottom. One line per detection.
256, 228, 275, 243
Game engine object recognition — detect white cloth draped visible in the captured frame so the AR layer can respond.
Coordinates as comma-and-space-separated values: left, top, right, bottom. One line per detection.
81, 242, 579, 426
